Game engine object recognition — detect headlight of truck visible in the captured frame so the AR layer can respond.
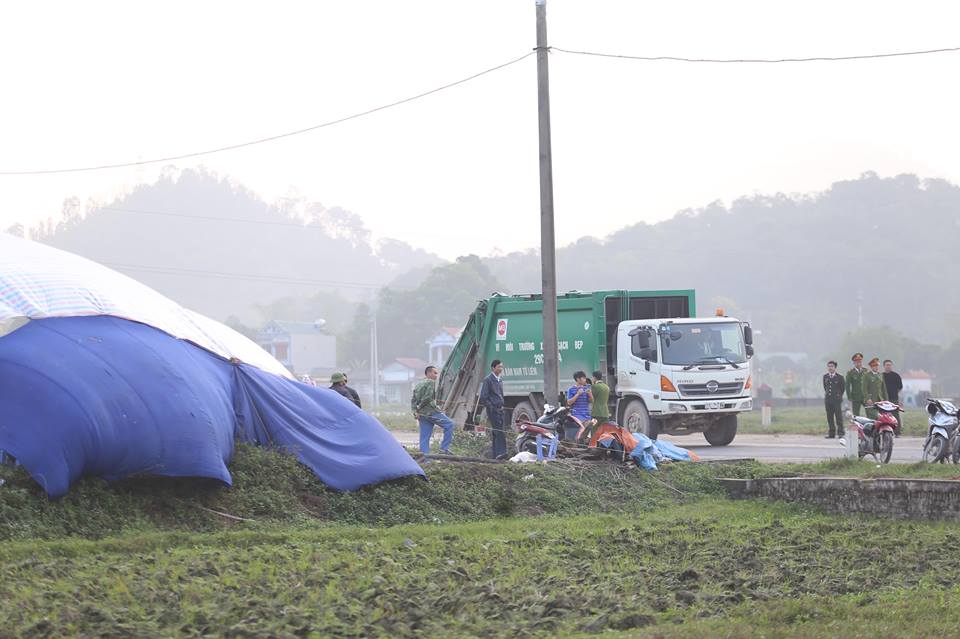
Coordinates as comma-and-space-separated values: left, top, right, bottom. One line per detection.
667, 403, 687, 412
740, 399, 753, 410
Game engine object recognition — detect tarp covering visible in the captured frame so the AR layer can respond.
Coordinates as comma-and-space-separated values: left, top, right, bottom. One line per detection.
0, 316, 424, 497
590, 423, 699, 470
0, 232, 290, 378
628, 433, 700, 470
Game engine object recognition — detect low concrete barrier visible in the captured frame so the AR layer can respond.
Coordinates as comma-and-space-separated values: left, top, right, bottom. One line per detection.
719, 476, 960, 521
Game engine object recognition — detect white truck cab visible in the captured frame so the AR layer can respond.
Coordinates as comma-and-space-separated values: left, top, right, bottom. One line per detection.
615, 314, 754, 446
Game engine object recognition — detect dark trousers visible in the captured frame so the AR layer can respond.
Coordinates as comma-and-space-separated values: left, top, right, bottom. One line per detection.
488, 406, 507, 459
850, 399, 864, 417
825, 399, 844, 437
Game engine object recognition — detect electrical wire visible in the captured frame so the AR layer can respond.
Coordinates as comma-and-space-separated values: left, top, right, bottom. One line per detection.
3, 43, 956, 175
551, 45, 960, 64
0, 51, 536, 176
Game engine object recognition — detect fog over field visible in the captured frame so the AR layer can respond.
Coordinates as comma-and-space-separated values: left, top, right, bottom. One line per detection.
3, 1, 959, 394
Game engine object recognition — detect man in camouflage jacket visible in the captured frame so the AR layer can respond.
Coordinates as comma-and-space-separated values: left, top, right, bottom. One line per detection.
411, 365, 455, 455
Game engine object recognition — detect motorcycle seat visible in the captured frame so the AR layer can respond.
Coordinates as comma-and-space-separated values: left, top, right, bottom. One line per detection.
853, 416, 875, 426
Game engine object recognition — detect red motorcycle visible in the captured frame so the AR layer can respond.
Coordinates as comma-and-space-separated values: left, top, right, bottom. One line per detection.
848, 400, 901, 464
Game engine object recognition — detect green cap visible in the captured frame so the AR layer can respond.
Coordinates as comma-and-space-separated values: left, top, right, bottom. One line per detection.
330, 372, 346, 383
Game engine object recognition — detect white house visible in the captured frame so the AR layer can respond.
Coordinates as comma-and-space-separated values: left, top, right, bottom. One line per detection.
256, 320, 336, 376
426, 327, 462, 367
901, 369, 934, 407
381, 358, 428, 405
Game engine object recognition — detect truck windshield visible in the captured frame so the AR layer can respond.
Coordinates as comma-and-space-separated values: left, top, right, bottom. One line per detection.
660, 322, 746, 367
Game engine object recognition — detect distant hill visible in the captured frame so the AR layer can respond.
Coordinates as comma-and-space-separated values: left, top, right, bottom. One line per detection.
485, 173, 960, 354
27, 170, 960, 366
35, 169, 442, 324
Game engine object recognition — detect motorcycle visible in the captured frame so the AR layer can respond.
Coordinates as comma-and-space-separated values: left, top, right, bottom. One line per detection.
922, 398, 960, 464
847, 400, 901, 464
514, 404, 584, 459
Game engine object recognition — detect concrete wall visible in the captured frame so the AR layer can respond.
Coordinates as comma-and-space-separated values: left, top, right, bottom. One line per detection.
720, 477, 960, 521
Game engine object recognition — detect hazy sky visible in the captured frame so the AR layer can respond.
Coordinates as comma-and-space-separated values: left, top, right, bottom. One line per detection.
1, 1, 958, 259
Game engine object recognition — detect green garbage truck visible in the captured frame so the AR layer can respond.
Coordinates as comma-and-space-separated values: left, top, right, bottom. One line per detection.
436, 290, 754, 446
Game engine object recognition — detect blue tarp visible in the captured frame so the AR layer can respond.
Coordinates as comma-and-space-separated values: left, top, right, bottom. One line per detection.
0, 316, 424, 497
653, 439, 696, 462
628, 433, 696, 470
629, 433, 661, 470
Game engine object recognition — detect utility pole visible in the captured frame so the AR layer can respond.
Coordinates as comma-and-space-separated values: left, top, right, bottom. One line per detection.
535, 0, 559, 408
368, 298, 380, 408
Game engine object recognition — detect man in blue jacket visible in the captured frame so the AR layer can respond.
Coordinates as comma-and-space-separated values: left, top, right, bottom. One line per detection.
479, 359, 507, 459
566, 371, 592, 441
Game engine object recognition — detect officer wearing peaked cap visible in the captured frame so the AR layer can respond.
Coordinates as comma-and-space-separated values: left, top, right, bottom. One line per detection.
845, 353, 868, 417
863, 357, 888, 419
822, 360, 845, 438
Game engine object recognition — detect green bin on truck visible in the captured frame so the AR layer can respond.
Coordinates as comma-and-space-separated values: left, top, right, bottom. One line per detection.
437, 290, 754, 446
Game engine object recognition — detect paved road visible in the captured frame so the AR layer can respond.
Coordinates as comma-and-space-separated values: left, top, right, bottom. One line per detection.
393, 430, 929, 464
656, 433, 927, 464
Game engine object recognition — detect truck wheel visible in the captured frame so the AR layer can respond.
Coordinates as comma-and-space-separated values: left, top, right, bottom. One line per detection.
704, 415, 737, 446
511, 401, 537, 431
623, 400, 658, 440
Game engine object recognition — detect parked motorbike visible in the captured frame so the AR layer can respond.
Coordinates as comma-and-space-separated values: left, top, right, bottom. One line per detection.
922, 398, 960, 464
847, 400, 901, 464
514, 404, 583, 458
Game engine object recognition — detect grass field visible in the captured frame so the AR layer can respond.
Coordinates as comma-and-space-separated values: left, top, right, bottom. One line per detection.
4, 500, 959, 637
739, 405, 928, 436
3, 446, 960, 637
370, 407, 417, 431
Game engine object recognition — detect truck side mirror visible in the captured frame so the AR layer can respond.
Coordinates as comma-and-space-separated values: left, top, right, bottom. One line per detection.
639, 347, 653, 360
743, 326, 753, 345
746, 344, 754, 358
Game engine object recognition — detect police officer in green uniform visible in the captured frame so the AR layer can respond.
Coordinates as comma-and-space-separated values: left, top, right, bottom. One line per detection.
845, 353, 868, 417
588, 370, 611, 440
862, 357, 888, 419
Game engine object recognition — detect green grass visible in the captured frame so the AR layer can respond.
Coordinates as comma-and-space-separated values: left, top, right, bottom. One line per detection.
766, 457, 960, 479
3, 445, 957, 545
5, 446, 960, 637
600, 587, 960, 638
3, 500, 960, 637
739, 406, 929, 436
371, 408, 417, 431
0, 444, 765, 542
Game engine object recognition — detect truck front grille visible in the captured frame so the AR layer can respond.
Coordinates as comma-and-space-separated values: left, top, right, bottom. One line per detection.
678, 382, 743, 397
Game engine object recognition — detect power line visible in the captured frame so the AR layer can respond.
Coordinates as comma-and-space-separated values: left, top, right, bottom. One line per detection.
0, 51, 536, 176
4, 43, 955, 176
551, 45, 960, 64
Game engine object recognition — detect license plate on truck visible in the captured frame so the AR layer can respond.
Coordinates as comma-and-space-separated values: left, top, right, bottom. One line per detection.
706, 402, 720, 410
